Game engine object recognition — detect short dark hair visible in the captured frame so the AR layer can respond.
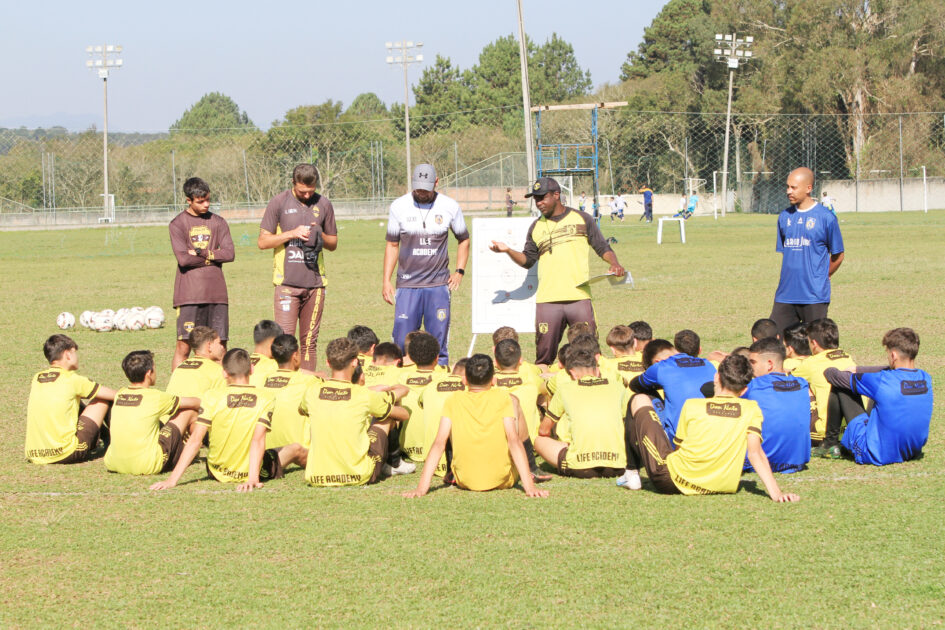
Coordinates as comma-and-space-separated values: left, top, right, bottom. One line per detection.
806, 318, 840, 350
731, 346, 751, 358
222, 348, 251, 377
674, 329, 700, 357
642, 338, 674, 368
188, 326, 219, 352
452, 357, 468, 376
567, 322, 593, 343
271, 334, 299, 365
183, 177, 210, 200
122, 350, 154, 382
326, 338, 359, 371
751, 318, 781, 341
882, 327, 919, 360
570, 333, 601, 356
464, 354, 494, 386
606, 325, 634, 352
373, 342, 403, 363
717, 354, 754, 392
749, 337, 786, 361
253, 320, 283, 345
347, 325, 380, 353
406, 332, 439, 367
783, 324, 811, 356
565, 348, 598, 371
43, 334, 77, 362
494, 339, 522, 369
628, 320, 653, 342
556, 343, 571, 367
492, 326, 518, 344
292, 163, 319, 186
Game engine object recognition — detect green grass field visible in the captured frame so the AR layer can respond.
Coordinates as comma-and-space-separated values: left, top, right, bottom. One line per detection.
1, 212, 944, 627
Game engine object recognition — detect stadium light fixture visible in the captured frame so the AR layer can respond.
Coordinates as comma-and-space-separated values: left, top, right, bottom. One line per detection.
712, 32, 754, 217
386, 40, 424, 193
86, 43, 123, 222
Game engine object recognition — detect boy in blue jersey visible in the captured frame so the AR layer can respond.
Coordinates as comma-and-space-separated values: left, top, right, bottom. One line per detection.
770, 167, 844, 333
629, 330, 716, 440
821, 328, 933, 465
745, 337, 814, 473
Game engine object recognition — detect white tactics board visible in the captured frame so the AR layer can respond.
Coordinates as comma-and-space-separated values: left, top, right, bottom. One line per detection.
471, 217, 538, 334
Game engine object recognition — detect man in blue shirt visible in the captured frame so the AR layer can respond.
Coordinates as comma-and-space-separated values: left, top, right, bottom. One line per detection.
770, 167, 845, 333
629, 330, 717, 440
821, 328, 933, 465
638, 186, 653, 223
745, 337, 814, 473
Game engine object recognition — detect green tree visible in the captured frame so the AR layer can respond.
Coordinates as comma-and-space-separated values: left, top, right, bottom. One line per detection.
346, 93, 388, 119
171, 92, 254, 131
531, 33, 593, 103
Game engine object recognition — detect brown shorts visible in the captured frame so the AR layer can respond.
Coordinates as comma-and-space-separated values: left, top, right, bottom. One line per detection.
366, 426, 389, 484
158, 423, 186, 473
535, 300, 597, 366
556, 447, 622, 479
260, 448, 286, 481
52, 416, 100, 464
176, 304, 229, 341
628, 403, 680, 494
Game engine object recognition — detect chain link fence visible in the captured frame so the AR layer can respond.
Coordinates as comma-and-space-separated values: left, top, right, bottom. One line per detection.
2, 109, 943, 226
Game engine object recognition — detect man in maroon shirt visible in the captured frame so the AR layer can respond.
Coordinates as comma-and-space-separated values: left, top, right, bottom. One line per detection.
168, 177, 235, 369
258, 164, 338, 373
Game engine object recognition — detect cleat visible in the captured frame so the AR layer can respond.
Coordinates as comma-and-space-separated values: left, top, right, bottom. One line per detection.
616, 470, 642, 490
383, 460, 416, 476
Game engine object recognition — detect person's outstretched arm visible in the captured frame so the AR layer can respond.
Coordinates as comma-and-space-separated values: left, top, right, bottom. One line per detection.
403, 417, 452, 498
746, 434, 799, 503
237, 423, 269, 493
505, 416, 548, 498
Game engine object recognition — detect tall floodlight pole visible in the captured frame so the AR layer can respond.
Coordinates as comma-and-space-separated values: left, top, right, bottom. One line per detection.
386, 41, 423, 193
86, 44, 123, 221
713, 33, 752, 217
516, 0, 537, 198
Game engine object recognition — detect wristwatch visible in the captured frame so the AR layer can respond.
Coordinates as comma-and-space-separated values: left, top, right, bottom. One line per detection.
455, 269, 465, 275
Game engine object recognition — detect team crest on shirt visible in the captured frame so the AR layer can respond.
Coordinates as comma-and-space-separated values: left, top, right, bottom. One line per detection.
437, 308, 447, 321
538, 322, 549, 334
435, 214, 443, 225
806, 217, 816, 230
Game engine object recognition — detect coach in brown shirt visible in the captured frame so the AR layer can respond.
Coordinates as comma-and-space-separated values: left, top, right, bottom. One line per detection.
169, 177, 235, 368
258, 164, 338, 373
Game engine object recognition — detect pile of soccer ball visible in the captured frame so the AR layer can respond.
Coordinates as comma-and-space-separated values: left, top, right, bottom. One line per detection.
56, 306, 166, 332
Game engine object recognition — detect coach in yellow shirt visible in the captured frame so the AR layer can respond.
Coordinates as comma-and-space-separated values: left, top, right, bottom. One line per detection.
489, 177, 626, 365
626, 354, 799, 502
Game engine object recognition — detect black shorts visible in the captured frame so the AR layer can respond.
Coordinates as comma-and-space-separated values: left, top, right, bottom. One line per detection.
176, 304, 229, 341
52, 416, 100, 464
158, 423, 186, 473
556, 447, 622, 479
366, 426, 389, 484
260, 448, 286, 481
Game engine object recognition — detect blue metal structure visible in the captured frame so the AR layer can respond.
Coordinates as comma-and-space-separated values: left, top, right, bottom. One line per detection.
534, 105, 601, 215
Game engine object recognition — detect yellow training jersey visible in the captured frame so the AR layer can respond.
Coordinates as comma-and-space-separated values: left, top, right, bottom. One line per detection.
546, 360, 620, 396
363, 363, 401, 388
442, 388, 517, 491
666, 396, 763, 495
104, 387, 181, 475
599, 352, 645, 386
301, 380, 396, 487
25, 367, 100, 464
397, 367, 436, 461
495, 371, 541, 441
260, 369, 320, 449
166, 356, 225, 399
546, 376, 628, 470
248, 353, 279, 389
197, 385, 274, 483
792, 348, 856, 441
417, 374, 465, 475
783, 357, 803, 374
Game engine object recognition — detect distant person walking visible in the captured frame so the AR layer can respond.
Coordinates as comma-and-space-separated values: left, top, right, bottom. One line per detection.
505, 187, 515, 217
820, 191, 837, 215
639, 185, 653, 223
770, 167, 844, 332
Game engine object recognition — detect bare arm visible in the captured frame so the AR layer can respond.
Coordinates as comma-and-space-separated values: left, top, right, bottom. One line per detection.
322, 233, 338, 252
237, 424, 268, 492
91, 386, 117, 402
382, 241, 400, 305
746, 434, 799, 503
179, 396, 201, 410
489, 241, 529, 267
505, 416, 548, 497
149, 422, 208, 491
601, 250, 625, 277
448, 238, 471, 291
828, 252, 844, 277
403, 417, 451, 498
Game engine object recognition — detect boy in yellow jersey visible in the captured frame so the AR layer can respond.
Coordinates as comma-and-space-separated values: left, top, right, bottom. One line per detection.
301, 338, 410, 487
363, 342, 403, 388
791, 318, 856, 445
599, 325, 646, 386
492, 326, 546, 380
395, 332, 443, 471
545, 334, 620, 396
262, 334, 320, 451
248, 320, 282, 388
626, 354, 800, 501
404, 354, 549, 498
416, 359, 467, 477
150, 349, 307, 492
347, 324, 380, 367
534, 348, 632, 481
782, 323, 811, 374
494, 339, 543, 440
26, 334, 116, 464
166, 326, 226, 398
104, 350, 201, 475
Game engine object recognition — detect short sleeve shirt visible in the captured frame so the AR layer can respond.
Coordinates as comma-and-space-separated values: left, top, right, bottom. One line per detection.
546, 376, 629, 470
260, 190, 338, 289
637, 353, 717, 439
774, 203, 844, 304
104, 387, 181, 475
743, 373, 812, 473
442, 389, 517, 491
417, 374, 465, 475
792, 348, 856, 440
386, 192, 469, 289
197, 385, 274, 483
25, 367, 100, 463
261, 369, 321, 449
165, 356, 226, 399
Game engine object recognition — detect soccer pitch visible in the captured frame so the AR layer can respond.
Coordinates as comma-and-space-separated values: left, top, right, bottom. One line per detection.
1, 212, 943, 626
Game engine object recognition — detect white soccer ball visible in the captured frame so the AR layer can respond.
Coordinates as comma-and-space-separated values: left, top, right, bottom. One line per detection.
79, 310, 94, 328
114, 310, 130, 331
91, 312, 114, 332
99, 308, 115, 319
130, 306, 145, 314
145, 306, 165, 329
126, 310, 147, 331
56, 312, 75, 330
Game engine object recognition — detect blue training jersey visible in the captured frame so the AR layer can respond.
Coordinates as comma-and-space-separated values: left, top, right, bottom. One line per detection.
774, 203, 844, 304
840, 368, 933, 466
638, 354, 716, 439
743, 372, 812, 473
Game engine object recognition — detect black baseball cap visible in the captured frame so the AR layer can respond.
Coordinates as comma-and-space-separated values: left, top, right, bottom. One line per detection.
524, 177, 561, 198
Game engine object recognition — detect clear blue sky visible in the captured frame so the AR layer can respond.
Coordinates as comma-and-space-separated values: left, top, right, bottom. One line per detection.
1, 0, 668, 131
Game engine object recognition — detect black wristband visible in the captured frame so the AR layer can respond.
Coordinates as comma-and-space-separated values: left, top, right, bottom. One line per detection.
455, 268, 465, 275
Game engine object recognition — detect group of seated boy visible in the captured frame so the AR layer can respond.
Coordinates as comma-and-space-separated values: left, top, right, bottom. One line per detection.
25, 314, 933, 502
